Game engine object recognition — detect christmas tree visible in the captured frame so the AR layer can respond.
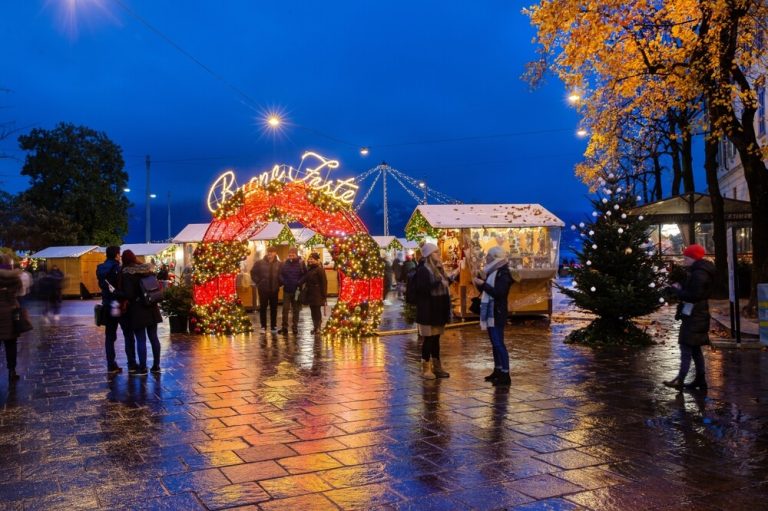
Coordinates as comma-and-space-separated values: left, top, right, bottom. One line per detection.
563, 173, 667, 346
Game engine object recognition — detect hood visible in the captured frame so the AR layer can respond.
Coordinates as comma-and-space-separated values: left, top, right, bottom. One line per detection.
0, 268, 21, 287
123, 263, 154, 275
691, 258, 716, 278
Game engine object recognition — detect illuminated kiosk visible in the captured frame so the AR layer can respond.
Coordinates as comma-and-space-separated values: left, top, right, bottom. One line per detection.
193, 152, 384, 337
405, 204, 564, 318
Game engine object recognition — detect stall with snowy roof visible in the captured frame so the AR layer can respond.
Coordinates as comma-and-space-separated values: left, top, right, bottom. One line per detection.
30, 245, 104, 297
405, 204, 564, 317
290, 227, 340, 296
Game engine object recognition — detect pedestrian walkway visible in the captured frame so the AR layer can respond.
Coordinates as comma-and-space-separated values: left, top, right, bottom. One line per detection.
1, 303, 767, 510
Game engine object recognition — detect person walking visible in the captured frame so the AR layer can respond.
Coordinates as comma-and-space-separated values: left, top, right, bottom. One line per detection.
473, 247, 513, 386
298, 253, 328, 335
250, 247, 282, 332
120, 250, 162, 375
0, 254, 22, 383
664, 244, 715, 391
414, 243, 454, 379
96, 246, 137, 374
278, 247, 306, 334
392, 254, 404, 299
43, 264, 64, 322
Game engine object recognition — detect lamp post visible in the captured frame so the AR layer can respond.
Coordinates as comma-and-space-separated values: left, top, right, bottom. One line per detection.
418, 181, 427, 204
167, 191, 172, 240
145, 155, 151, 242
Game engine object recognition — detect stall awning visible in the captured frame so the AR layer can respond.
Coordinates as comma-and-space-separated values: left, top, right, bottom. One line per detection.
372, 236, 400, 249
173, 223, 210, 243
629, 192, 752, 223
120, 243, 175, 257
250, 222, 288, 241
411, 204, 564, 229
291, 228, 316, 245
31, 246, 101, 258
398, 238, 419, 250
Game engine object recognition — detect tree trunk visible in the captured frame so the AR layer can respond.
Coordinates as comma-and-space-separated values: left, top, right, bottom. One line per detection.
668, 113, 682, 196
652, 153, 663, 200
703, 133, 728, 298
678, 115, 695, 193
739, 148, 768, 314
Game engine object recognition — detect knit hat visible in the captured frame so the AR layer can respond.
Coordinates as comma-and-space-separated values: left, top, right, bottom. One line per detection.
420, 243, 439, 258
682, 244, 705, 260
487, 246, 507, 260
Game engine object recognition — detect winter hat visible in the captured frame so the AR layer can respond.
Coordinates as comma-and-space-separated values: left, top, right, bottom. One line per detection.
682, 244, 705, 261
487, 246, 507, 260
420, 243, 439, 258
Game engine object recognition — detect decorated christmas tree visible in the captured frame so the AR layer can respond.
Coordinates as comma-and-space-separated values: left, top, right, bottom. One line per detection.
563, 173, 667, 346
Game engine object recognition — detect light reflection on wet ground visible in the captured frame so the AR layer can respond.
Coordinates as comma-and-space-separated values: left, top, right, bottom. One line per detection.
0, 298, 767, 510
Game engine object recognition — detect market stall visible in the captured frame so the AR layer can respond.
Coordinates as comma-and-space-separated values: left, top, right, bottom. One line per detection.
120, 242, 179, 270
405, 204, 564, 318
291, 228, 340, 296
30, 245, 103, 298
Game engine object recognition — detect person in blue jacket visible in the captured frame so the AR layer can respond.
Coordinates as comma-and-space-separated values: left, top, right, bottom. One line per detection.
96, 246, 136, 373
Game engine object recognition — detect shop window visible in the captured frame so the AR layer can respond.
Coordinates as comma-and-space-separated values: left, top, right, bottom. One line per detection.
660, 224, 684, 255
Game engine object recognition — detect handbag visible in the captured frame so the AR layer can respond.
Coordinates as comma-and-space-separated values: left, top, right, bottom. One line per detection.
12, 307, 33, 335
299, 286, 310, 306
469, 297, 481, 315
94, 304, 103, 327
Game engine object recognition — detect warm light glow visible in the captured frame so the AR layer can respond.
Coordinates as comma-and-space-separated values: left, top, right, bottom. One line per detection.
576, 128, 588, 138
267, 115, 281, 128
123, 187, 131, 193
418, 181, 426, 189
360, 147, 370, 156
568, 92, 581, 103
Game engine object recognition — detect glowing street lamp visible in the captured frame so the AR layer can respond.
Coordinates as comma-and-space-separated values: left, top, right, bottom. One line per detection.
149, 193, 157, 199
567, 92, 581, 104
576, 128, 588, 138
123, 187, 131, 193
418, 181, 427, 204
267, 114, 281, 128
359, 147, 370, 156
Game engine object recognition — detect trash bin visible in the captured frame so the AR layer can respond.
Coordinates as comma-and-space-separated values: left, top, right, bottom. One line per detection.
759, 283, 768, 346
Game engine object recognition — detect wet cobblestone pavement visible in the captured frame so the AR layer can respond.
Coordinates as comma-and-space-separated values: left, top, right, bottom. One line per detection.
1, 299, 767, 510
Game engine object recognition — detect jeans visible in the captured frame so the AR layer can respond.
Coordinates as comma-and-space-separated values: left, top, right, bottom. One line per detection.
488, 326, 509, 372
678, 343, 705, 380
135, 323, 160, 369
282, 292, 301, 330
421, 335, 441, 361
258, 290, 279, 329
309, 305, 322, 332
2, 339, 17, 370
104, 313, 136, 369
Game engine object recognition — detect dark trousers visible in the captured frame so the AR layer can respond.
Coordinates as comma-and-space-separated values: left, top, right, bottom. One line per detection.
282, 292, 301, 330
258, 290, 279, 329
488, 326, 510, 372
2, 339, 17, 370
309, 305, 322, 332
135, 323, 161, 369
678, 343, 705, 379
104, 314, 136, 369
421, 335, 441, 361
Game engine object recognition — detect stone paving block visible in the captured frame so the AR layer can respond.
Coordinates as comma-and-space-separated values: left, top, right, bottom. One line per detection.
553, 467, 629, 491
515, 434, 582, 454
324, 482, 402, 510
289, 437, 348, 455
222, 460, 289, 483
450, 483, 534, 510
505, 474, 584, 500
511, 497, 586, 510
289, 425, 346, 440
258, 473, 333, 499
318, 461, 390, 489
277, 453, 344, 474
113, 492, 207, 511
235, 444, 298, 463
258, 493, 339, 511
533, 449, 606, 470
162, 467, 230, 494
197, 481, 271, 510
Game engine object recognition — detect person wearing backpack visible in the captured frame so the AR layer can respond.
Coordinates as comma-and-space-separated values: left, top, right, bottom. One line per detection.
120, 250, 162, 375
96, 246, 136, 374
414, 243, 455, 379
472, 246, 513, 386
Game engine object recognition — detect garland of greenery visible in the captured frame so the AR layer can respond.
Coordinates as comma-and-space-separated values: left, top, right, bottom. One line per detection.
405, 209, 441, 241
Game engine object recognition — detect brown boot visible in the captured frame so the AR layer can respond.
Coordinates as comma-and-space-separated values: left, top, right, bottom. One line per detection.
431, 358, 450, 378
421, 360, 436, 380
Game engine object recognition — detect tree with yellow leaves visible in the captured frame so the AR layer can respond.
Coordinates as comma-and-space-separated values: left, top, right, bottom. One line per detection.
526, 0, 768, 308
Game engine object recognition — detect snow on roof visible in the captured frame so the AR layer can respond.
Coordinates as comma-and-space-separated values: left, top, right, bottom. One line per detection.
372, 236, 398, 248
412, 204, 564, 228
249, 222, 287, 241
398, 238, 419, 249
291, 228, 316, 245
173, 223, 210, 243
31, 246, 101, 258
120, 243, 175, 257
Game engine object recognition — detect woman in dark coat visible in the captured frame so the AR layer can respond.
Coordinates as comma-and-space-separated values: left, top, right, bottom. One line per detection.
473, 246, 513, 386
0, 254, 22, 383
664, 244, 715, 390
120, 250, 162, 375
414, 243, 454, 379
298, 253, 327, 335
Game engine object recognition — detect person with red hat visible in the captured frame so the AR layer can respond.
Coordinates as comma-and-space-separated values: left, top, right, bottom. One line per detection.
663, 244, 715, 390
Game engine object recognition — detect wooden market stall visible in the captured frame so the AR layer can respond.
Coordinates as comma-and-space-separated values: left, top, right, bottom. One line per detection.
120, 243, 179, 268
291, 228, 339, 296
30, 245, 104, 298
405, 204, 564, 318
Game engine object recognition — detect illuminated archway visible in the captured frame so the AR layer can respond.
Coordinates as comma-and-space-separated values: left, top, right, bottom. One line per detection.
191, 153, 384, 337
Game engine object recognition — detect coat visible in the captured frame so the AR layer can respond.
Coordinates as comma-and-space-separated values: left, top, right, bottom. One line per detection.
476, 265, 513, 327
0, 269, 21, 340
96, 258, 122, 306
298, 265, 328, 307
120, 263, 163, 329
674, 259, 716, 347
414, 261, 451, 327
251, 257, 282, 294
279, 259, 306, 294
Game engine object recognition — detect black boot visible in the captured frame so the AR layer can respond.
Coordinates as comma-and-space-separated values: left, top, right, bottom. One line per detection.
684, 373, 707, 390
492, 372, 511, 386
484, 369, 501, 382
663, 377, 684, 389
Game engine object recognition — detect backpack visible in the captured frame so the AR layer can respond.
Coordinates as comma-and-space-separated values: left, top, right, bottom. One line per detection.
404, 267, 419, 305
139, 274, 164, 305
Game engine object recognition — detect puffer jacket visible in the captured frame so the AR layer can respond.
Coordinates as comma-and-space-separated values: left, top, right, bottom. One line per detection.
250, 257, 282, 293
120, 263, 162, 330
674, 259, 716, 346
298, 264, 328, 306
280, 259, 306, 294
414, 261, 451, 327
96, 258, 122, 306
0, 269, 22, 340
476, 265, 513, 327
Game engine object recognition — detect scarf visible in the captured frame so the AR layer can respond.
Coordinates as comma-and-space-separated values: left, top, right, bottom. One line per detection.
479, 257, 508, 331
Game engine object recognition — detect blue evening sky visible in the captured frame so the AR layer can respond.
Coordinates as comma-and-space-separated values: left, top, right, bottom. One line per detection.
0, 1, 592, 244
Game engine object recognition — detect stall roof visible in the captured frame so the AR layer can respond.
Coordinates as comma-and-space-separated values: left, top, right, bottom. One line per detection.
31, 246, 102, 258
250, 222, 286, 241
412, 204, 564, 228
372, 236, 398, 248
291, 228, 316, 245
629, 192, 752, 220
398, 238, 419, 250
173, 223, 210, 243
120, 243, 175, 257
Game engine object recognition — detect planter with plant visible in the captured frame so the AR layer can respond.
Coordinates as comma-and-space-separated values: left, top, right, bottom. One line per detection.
160, 282, 193, 334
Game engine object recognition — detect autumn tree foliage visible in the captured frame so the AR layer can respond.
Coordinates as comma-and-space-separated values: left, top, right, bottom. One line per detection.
525, 0, 768, 307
